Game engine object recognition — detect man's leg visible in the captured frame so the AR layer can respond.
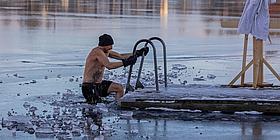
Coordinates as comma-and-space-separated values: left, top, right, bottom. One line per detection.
107, 82, 124, 101
81, 83, 95, 103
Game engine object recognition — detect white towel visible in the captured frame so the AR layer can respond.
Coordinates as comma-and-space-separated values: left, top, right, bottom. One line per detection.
237, 0, 276, 40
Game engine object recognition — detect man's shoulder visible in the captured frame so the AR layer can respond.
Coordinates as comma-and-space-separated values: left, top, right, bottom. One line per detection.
89, 47, 102, 55
89, 48, 108, 60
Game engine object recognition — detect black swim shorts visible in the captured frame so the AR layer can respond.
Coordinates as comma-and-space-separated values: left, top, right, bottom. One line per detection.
82, 80, 113, 102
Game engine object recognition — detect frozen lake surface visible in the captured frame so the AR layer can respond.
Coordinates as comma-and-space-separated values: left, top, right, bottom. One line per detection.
0, 0, 280, 139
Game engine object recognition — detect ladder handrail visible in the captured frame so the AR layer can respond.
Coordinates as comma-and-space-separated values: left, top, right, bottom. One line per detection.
125, 39, 157, 93
135, 50, 146, 89
125, 37, 167, 93
147, 37, 167, 88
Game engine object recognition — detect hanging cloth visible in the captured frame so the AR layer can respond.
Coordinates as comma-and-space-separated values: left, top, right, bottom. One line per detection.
237, 0, 276, 40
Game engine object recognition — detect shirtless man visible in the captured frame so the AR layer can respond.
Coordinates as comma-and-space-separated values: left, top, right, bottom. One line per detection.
82, 34, 149, 104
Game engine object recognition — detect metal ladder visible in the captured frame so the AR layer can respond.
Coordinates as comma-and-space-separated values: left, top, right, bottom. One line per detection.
125, 37, 167, 93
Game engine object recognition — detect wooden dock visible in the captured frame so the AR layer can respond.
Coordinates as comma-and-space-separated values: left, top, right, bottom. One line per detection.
120, 85, 280, 114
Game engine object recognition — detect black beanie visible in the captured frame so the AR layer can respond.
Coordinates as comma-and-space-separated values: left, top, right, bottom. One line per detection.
98, 34, 114, 46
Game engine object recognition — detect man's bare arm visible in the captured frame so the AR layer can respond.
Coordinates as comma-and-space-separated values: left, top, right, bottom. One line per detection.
109, 51, 132, 60
98, 50, 123, 70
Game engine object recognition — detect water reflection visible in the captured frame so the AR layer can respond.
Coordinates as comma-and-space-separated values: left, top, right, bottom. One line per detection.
120, 119, 279, 140
125, 119, 168, 139
241, 122, 263, 140
160, 0, 168, 34
0, 0, 279, 56
1, 0, 279, 31
1, 0, 279, 17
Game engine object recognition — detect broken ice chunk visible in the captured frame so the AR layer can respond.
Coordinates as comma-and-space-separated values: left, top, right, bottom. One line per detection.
23, 102, 31, 108
96, 103, 108, 113
90, 124, 100, 136
56, 131, 71, 140
26, 126, 35, 134
120, 111, 133, 119
193, 76, 206, 81
72, 129, 81, 137
207, 74, 216, 79
172, 64, 187, 70
29, 106, 38, 112
35, 127, 55, 138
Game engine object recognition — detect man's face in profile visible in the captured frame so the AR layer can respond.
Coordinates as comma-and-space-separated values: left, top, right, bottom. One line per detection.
103, 45, 112, 53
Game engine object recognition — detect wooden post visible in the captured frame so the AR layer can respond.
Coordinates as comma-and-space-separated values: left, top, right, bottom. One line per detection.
268, 35, 272, 44
229, 35, 279, 88
241, 34, 248, 86
253, 37, 264, 87
253, 37, 258, 87
257, 39, 264, 85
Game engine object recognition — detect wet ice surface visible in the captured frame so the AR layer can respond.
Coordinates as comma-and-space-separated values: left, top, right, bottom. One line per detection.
123, 84, 280, 101
1, 0, 280, 139
1, 67, 280, 139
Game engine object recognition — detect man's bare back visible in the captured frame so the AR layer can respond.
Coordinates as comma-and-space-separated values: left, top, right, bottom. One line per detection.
83, 47, 108, 83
